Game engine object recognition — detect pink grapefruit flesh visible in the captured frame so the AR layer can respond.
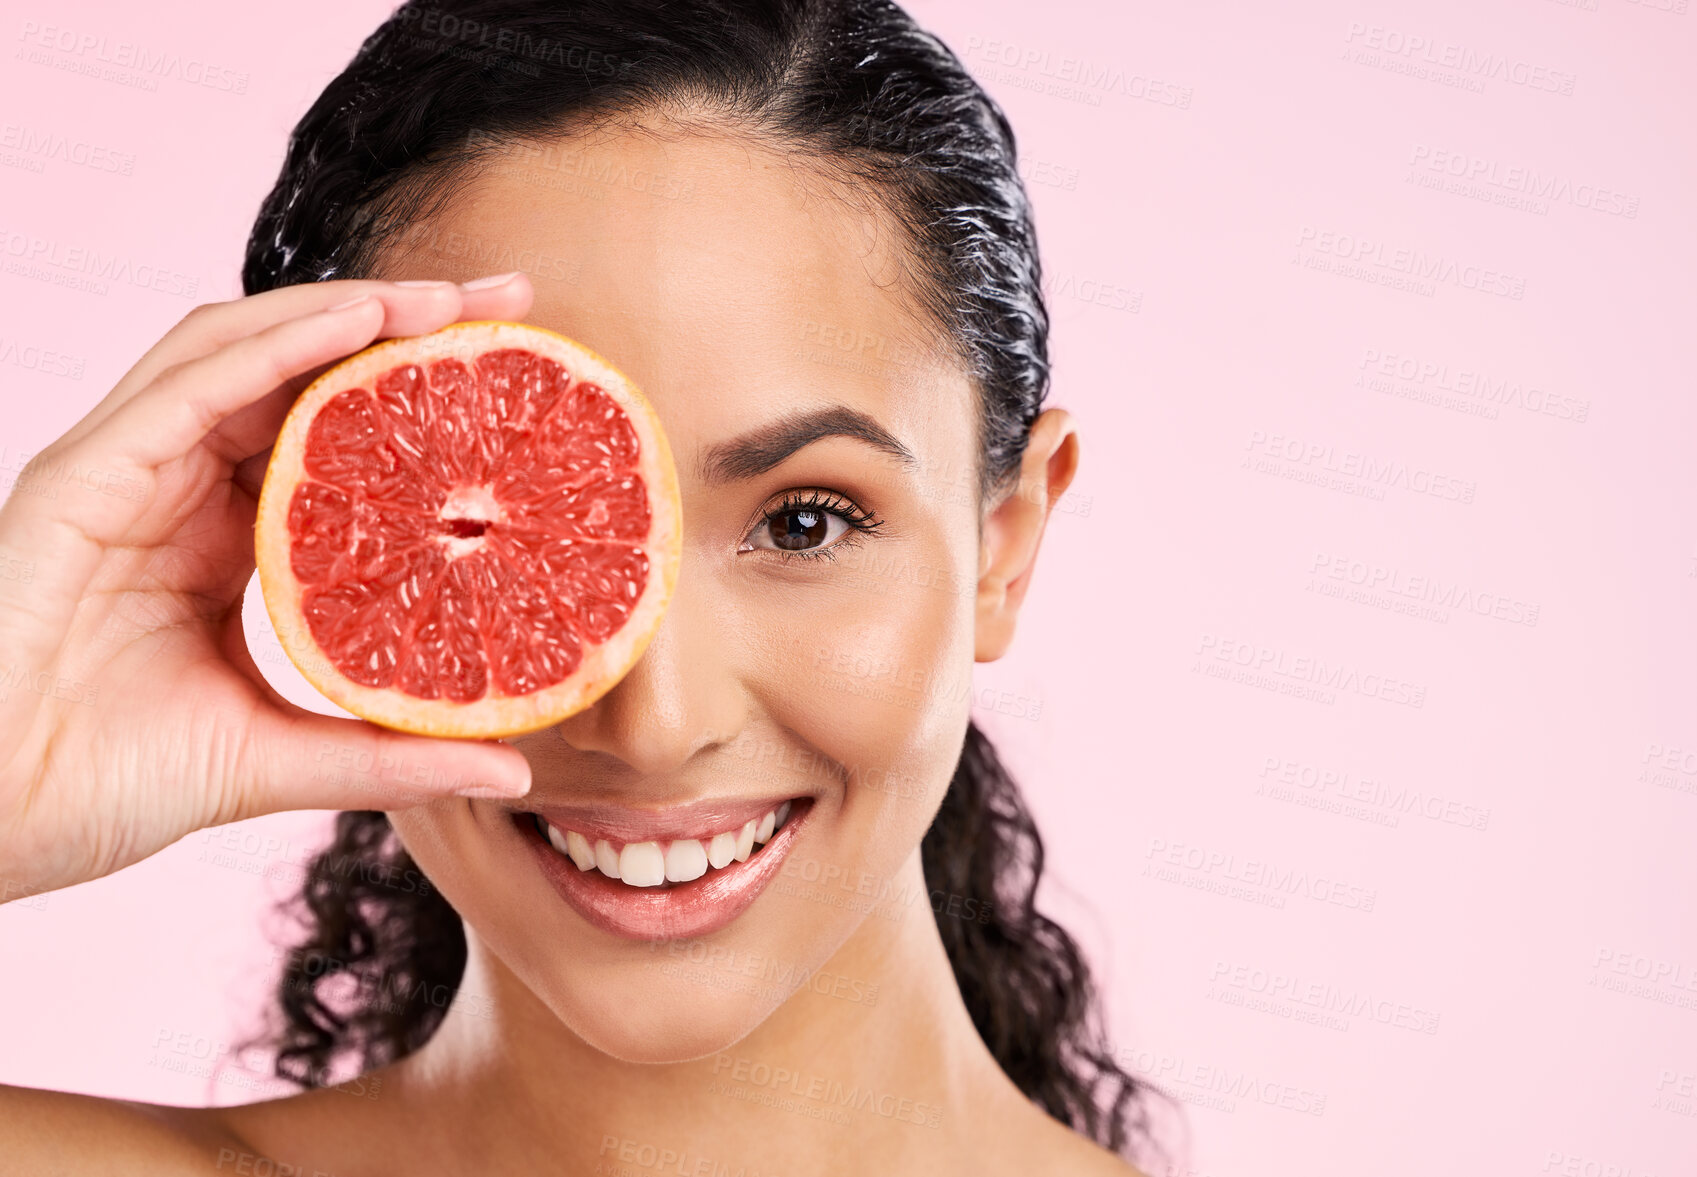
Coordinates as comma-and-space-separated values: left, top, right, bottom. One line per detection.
255, 320, 681, 738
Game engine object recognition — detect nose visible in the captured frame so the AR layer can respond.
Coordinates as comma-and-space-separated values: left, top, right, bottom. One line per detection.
550, 560, 748, 776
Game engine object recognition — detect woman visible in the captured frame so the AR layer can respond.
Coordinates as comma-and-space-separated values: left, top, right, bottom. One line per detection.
0, 0, 1167, 1171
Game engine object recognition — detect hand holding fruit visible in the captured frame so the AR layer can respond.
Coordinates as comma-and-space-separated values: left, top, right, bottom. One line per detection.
0, 277, 540, 902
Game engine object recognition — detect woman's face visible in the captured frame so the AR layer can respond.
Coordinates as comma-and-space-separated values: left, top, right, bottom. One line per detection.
382, 120, 986, 1063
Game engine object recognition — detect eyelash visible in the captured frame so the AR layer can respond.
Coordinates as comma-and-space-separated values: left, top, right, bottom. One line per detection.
752, 489, 887, 563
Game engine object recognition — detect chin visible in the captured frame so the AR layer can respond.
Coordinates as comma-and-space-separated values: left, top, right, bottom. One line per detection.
535, 965, 794, 1065
390, 776, 927, 1063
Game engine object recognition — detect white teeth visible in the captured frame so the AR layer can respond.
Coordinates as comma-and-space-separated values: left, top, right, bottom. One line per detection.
537, 803, 802, 886
546, 822, 571, 858
619, 841, 666, 888
664, 839, 709, 883
594, 839, 621, 879
565, 829, 596, 872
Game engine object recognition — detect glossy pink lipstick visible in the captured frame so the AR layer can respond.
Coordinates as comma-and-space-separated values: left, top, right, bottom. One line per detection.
516, 797, 813, 940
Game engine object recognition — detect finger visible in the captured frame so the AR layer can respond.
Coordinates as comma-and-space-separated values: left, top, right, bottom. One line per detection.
213, 586, 531, 814
59, 273, 534, 452
180, 274, 539, 467
225, 706, 533, 820
0, 297, 395, 666
217, 275, 539, 481
78, 295, 386, 482
0, 277, 533, 677
115, 273, 534, 404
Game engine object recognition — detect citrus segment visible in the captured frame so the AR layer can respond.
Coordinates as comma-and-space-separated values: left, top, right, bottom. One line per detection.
255, 320, 680, 738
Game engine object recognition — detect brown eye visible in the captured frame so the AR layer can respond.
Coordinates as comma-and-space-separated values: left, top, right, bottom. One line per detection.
761, 506, 843, 552
739, 489, 883, 560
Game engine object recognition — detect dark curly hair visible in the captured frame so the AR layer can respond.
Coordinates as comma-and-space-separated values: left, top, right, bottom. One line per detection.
242, 0, 1168, 1164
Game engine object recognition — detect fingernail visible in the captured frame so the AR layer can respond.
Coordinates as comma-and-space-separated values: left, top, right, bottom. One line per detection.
326, 294, 374, 311
456, 776, 532, 800
395, 279, 452, 288
459, 271, 520, 292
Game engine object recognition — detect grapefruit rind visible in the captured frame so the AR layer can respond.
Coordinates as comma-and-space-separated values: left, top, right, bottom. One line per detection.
254, 320, 682, 739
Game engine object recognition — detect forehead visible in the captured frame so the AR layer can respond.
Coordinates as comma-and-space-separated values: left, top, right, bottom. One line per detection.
381, 123, 975, 481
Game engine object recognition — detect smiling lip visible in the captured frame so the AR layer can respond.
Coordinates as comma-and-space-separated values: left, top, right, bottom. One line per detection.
518, 798, 813, 941
525, 796, 790, 846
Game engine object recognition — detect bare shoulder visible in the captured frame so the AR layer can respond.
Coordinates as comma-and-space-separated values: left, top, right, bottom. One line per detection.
0, 1082, 255, 1174
0, 1080, 387, 1176
975, 1085, 1151, 1177
1025, 1115, 1151, 1177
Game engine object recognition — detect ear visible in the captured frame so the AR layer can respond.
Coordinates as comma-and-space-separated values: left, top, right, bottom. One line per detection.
975, 408, 1080, 662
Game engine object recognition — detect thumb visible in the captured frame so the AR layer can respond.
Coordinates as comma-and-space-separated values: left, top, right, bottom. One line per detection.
214, 597, 531, 817
227, 707, 532, 820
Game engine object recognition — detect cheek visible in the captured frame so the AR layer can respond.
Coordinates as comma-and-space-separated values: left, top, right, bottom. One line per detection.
740, 555, 977, 866
386, 802, 486, 918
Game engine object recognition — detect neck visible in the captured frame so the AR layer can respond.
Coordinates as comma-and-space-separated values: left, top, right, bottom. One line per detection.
394, 849, 1025, 1173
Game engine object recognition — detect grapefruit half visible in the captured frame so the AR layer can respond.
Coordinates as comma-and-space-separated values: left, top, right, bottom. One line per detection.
254, 320, 680, 738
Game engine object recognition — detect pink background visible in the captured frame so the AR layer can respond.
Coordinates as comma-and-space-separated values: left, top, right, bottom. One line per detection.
3, 1, 1694, 1173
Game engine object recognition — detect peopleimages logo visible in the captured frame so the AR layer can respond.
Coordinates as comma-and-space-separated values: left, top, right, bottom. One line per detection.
1295, 226, 1526, 300
1258, 756, 1493, 833
16, 20, 250, 93
709, 1054, 943, 1129
1245, 429, 1478, 505
959, 36, 1194, 108
396, 6, 634, 75
1342, 22, 1577, 96
0, 335, 86, 381
1143, 837, 1379, 912
0, 227, 199, 298
1593, 948, 1697, 992
595, 1135, 788, 1177
1208, 961, 1442, 1034
1114, 1045, 1329, 1116
1357, 348, 1591, 424
0, 123, 135, 175
1195, 633, 1429, 709
1407, 145, 1639, 219
1308, 551, 1541, 627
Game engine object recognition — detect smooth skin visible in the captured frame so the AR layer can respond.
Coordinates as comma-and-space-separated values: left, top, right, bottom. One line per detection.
0, 120, 1137, 1175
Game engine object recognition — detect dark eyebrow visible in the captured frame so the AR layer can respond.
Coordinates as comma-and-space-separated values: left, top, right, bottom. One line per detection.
696, 405, 918, 484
